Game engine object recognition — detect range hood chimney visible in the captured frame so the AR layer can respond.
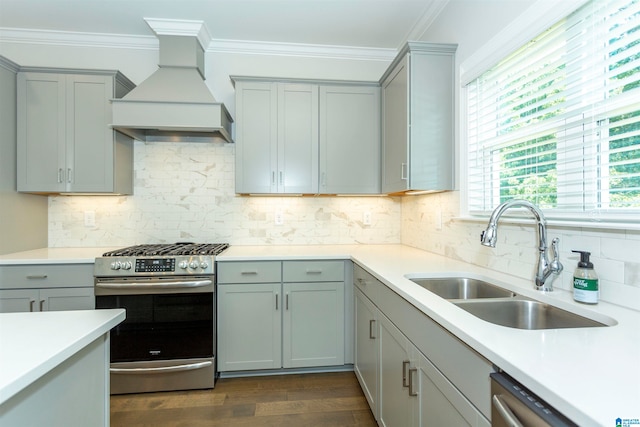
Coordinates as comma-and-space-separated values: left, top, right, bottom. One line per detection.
111, 18, 233, 143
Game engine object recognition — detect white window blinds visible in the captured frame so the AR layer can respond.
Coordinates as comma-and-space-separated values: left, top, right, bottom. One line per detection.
466, 0, 640, 222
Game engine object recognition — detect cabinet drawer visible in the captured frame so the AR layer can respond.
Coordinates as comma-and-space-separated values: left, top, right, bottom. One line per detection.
217, 261, 282, 284
283, 260, 344, 282
353, 264, 380, 303
0, 264, 94, 289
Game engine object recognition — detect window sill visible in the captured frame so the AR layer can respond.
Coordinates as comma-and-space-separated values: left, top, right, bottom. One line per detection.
454, 216, 640, 232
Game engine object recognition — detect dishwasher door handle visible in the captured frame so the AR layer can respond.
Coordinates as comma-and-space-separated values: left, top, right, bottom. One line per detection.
492, 394, 524, 427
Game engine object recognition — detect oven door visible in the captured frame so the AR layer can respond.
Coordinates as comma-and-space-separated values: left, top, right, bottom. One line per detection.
95, 276, 216, 394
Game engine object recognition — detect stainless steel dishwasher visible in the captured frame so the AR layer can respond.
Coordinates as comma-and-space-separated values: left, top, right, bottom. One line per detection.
490, 372, 578, 427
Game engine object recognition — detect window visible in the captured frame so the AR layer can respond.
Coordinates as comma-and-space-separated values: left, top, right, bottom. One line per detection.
466, 0, 640, 222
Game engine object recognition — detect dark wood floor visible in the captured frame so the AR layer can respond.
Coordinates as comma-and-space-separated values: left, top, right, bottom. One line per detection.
110, 371, 377, 427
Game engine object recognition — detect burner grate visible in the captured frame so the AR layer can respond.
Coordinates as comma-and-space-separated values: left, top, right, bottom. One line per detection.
102, 243, 229, 257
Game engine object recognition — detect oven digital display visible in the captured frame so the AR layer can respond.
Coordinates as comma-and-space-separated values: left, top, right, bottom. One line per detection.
135, 258, 175, 273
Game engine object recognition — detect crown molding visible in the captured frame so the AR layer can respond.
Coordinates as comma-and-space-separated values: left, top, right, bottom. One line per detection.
400, 0, 450, 49
0, 28, 157, 49
208, 39, 397, 61
144, 18, 212, 49
0, 27, 397, 61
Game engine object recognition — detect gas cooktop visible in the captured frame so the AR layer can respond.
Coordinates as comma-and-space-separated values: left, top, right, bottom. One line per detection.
101, 242, 229, 257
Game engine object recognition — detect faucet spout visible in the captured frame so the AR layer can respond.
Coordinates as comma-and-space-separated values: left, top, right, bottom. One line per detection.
480, 199, 563, 291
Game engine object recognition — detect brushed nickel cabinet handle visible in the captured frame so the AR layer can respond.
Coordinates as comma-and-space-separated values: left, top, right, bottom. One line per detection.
26, 275, 48, 279
30, 300, 35, 312
402, 360, 410, 387
57, 168, 63, 183
40, 300, 45, 311
369, 319, 376, 339
240, 271, 258, 275
401, 163, 408, 180
67, 168, 73, 183
408, 368, 418, 396
275, 293, 279, 310
285, 293, 289, 310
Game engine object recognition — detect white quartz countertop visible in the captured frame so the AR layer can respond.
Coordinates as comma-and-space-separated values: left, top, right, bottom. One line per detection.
218, 244, 640, 426
2, 245, 639, 424
0, 247, 116, 265
0, 309, 125, 405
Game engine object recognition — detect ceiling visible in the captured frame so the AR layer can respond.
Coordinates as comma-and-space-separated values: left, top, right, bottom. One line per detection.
0, 0, 447, 50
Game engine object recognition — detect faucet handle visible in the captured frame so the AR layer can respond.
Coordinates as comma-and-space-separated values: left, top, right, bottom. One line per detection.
551, 237, 563, 272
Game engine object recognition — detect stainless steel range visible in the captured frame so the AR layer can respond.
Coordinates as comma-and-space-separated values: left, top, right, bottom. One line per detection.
94, 242, 229, 394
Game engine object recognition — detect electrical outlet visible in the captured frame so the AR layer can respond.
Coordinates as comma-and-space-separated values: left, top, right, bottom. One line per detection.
435, 210, 442, 230
84, 210, 96, 228
363, 211, 372, 226
275, 210, 284, 225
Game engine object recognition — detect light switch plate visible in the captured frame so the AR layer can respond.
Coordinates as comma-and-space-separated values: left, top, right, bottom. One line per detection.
84, 211, 96, 227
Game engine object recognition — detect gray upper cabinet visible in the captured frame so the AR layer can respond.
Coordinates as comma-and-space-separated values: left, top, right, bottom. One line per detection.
381, 42, 457, 194
17, 68, 135, 194
233, 79, 318, 194
319, 85, 380, 194
233, 77, 380, 195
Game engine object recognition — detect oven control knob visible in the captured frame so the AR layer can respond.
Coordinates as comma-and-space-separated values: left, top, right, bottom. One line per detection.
121, 261, 132, 270
179, 261, 189, 269
110, 261, 121, 270
189, 261, 200, 269
200, 261, 209, 270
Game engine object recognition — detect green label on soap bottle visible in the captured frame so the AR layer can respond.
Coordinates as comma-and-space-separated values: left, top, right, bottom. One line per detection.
573, 278, 598, 291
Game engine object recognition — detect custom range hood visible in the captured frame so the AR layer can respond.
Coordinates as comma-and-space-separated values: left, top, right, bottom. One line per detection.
111, 19, 233, 143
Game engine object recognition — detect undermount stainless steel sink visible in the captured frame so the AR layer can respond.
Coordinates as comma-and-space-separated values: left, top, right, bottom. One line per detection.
408, 277, 516, 300
453, 299, 609, 330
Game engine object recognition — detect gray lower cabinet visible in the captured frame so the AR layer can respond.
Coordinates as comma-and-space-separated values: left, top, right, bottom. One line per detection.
355, 288, 379, 414
0, 264, 95, 312
17, 68, 135, 194
217, 260, 345, 372
232, 77, 380, 195
354, 264, 491, 426
380, 42, 457, 194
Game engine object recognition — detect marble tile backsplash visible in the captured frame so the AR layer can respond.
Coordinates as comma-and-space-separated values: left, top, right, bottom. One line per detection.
401, 192, 640, 311
48, 141, 402, 247
47, 141, 638, 310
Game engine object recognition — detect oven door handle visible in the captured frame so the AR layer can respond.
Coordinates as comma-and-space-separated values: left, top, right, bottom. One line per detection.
95, 279, 212, 289
110, 361, 213, 374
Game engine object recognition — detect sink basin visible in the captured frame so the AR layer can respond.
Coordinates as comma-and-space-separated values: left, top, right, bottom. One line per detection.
453, 299, 608, 329
408, 277, 516, 300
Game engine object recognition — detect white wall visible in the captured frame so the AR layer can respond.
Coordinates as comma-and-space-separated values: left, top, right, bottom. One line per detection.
0, 56, 47, 255
404, 0, 640, 310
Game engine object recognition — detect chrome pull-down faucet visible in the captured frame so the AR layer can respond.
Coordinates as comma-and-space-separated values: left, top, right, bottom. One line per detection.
480, 199, 563, 291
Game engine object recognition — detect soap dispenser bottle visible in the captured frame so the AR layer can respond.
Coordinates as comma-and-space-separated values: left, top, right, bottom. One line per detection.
571, 250, 599, 304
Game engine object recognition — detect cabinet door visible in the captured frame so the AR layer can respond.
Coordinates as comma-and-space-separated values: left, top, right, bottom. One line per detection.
277, 83, 319, 194
40, 287, 95, 311
234, 81, 278, 194
66, 74, 115, 193
282, 281, 344, 368
217, 283, 281, 371
0, 289, 39, 313
379, 314, 414, 427
354, 289, 379, 419
381, 54, 409, 193
414, 346, 489, 427
319, 85, 380, 194
17, 72, 66, 192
